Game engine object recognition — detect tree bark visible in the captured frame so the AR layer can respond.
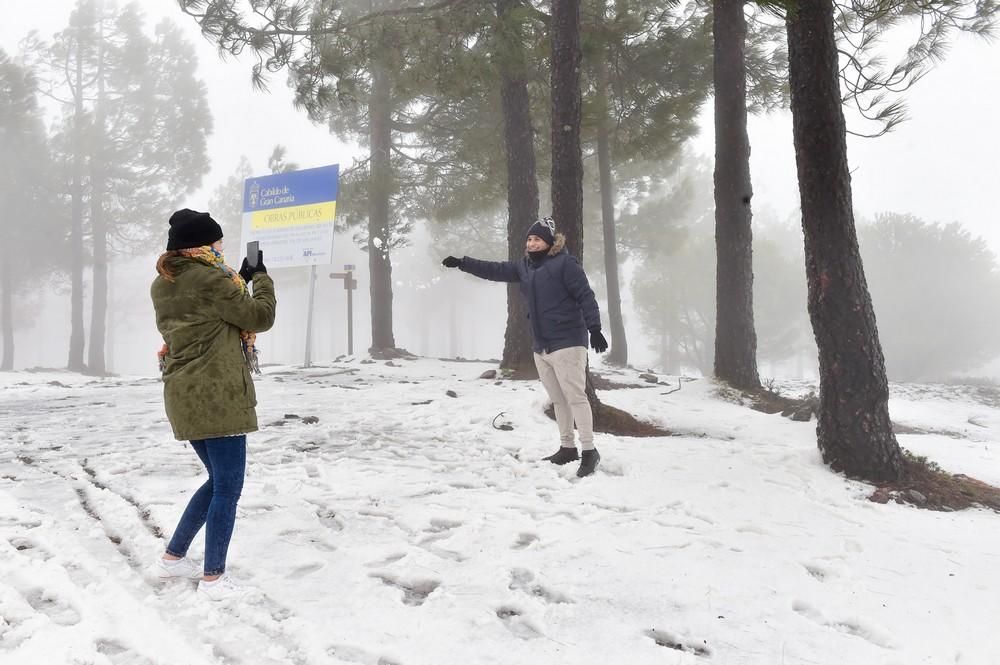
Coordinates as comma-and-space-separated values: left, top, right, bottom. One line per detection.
368, 58, 396, 352
550, 0, 609, 414
0, 241, 13, 371
594, 9, 627, 367
550, 0, 583, 259
496, 0, 539, 378
713, 0, 759, 390
68, 38, 87, 372
87, 28, 107, 375
786, 0, 903, 481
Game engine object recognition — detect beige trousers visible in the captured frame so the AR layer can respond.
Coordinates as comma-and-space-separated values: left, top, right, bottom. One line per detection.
533, 346, 594, 450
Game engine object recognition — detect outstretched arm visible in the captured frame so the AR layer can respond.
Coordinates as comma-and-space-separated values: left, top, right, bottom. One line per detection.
443, 255, 521, 283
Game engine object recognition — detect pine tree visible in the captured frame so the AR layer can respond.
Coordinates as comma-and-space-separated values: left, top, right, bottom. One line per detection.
785, 0, 903, 480
41, 0, 212, 374
0, 51, 64, 371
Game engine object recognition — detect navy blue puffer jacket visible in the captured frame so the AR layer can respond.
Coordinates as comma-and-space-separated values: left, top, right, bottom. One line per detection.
459, 234, 602, 354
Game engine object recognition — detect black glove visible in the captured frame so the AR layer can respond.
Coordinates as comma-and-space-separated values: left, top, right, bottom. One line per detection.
589, 329, 608, 353
239, 251, 267, 282
442, 256, 462, 269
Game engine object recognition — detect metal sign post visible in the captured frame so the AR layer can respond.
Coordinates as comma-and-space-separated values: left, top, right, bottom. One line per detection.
329, 264, 357, 355
304, 265, 317, 367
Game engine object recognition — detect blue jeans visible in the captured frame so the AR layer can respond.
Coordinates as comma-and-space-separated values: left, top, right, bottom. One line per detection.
165, 435, 246, 576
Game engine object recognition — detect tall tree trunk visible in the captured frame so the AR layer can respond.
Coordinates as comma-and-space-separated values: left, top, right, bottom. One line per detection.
496, 0, 539, 378
550, 0, 609, 414
88, 172, 107, 375
0, 242, 13, 371
88, 26, 107, 375
550, 0, 583, 259
106, 258, 115, 373
594, 7, 627, 367
713, 0, 760, 390
786, 0, 903, 481
68, 40, 87, 372
368, 58, 396, 352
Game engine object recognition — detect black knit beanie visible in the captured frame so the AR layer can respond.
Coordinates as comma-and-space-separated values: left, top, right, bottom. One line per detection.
166, 209, 224, 250
525, 216, 555, 247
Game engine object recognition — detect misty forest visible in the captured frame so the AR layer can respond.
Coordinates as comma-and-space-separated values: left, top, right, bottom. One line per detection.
2, 0, 1000, 663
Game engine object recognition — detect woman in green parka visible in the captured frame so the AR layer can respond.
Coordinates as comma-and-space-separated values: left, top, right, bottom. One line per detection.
149, 208, 276, 601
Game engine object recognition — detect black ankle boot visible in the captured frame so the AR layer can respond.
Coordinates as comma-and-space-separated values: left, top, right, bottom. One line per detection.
576, 448, 600, 477
543, 446, 579, 465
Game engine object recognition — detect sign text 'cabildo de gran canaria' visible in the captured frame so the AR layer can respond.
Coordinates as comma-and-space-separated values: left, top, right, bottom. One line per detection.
241, 164, 339, 268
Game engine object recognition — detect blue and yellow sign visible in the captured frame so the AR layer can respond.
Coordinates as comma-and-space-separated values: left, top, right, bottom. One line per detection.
241, 164, 339, 268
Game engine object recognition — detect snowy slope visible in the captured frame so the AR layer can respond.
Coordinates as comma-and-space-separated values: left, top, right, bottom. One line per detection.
1, 359, 998, 665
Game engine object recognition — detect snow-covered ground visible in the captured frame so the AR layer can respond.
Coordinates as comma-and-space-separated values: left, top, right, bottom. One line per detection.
1, 359, 998, 665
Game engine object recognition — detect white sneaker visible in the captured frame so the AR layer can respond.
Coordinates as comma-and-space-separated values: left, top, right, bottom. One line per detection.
197, 575, 249, 601
153, 556, 202, 579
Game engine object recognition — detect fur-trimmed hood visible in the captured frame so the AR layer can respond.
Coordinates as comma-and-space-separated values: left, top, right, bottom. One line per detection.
524, 232, 566, 257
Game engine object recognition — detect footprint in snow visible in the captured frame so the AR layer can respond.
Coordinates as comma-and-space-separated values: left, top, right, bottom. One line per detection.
418, 518, 462, 545
791, 600, 894, 648
370, 572, 441, 606
9, 537, 53, 562
286, 563, 325, 579
22, 587, 82, 626
316, 507, 345, 531
512, 532, 539, 550
96, 639, 156, 665
802, 562, 830, 581
645, 628, 711, 656
496, 605, 543, 639
364, 552, 407, 568
508, 568, 572, 604
327, 644, 402, 665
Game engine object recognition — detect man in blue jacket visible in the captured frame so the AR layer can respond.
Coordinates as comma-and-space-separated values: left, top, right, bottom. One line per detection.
442, 217, 608, 477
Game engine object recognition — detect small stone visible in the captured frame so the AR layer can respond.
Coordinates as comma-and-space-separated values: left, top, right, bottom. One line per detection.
480, 370, 497, 379
638, 373, 659, 384
302, 416, 319, 424
446, 390, 458, 398
906, 489, 927, 505
790, 407, 813, 422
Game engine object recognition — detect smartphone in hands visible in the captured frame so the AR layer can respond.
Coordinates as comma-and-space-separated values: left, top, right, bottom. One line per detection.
246, 241, 260, 268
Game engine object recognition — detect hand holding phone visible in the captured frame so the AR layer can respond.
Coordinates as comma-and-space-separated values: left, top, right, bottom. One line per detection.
240, 241, 265, 282
246, 241, 260, 268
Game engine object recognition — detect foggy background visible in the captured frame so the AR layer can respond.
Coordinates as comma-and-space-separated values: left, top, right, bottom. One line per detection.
2, 0, 999, 381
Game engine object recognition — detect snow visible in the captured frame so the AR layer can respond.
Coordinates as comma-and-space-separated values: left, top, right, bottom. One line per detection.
1, 359, 998, 665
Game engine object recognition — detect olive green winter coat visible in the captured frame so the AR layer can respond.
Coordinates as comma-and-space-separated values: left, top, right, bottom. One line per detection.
151, 257, 276, 441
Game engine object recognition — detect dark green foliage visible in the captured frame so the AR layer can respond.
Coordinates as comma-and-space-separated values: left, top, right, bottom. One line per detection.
581, 0, 715, 163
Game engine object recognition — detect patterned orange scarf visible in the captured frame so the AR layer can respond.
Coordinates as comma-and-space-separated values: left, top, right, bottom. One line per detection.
157, 246, 260, 374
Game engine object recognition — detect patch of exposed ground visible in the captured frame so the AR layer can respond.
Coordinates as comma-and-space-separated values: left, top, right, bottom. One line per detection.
542, 401, 671, 437
715, 384, 818, 422
870, 455, 1000, 513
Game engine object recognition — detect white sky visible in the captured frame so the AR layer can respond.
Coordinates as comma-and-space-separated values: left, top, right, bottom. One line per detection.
2, 359, 999, 664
